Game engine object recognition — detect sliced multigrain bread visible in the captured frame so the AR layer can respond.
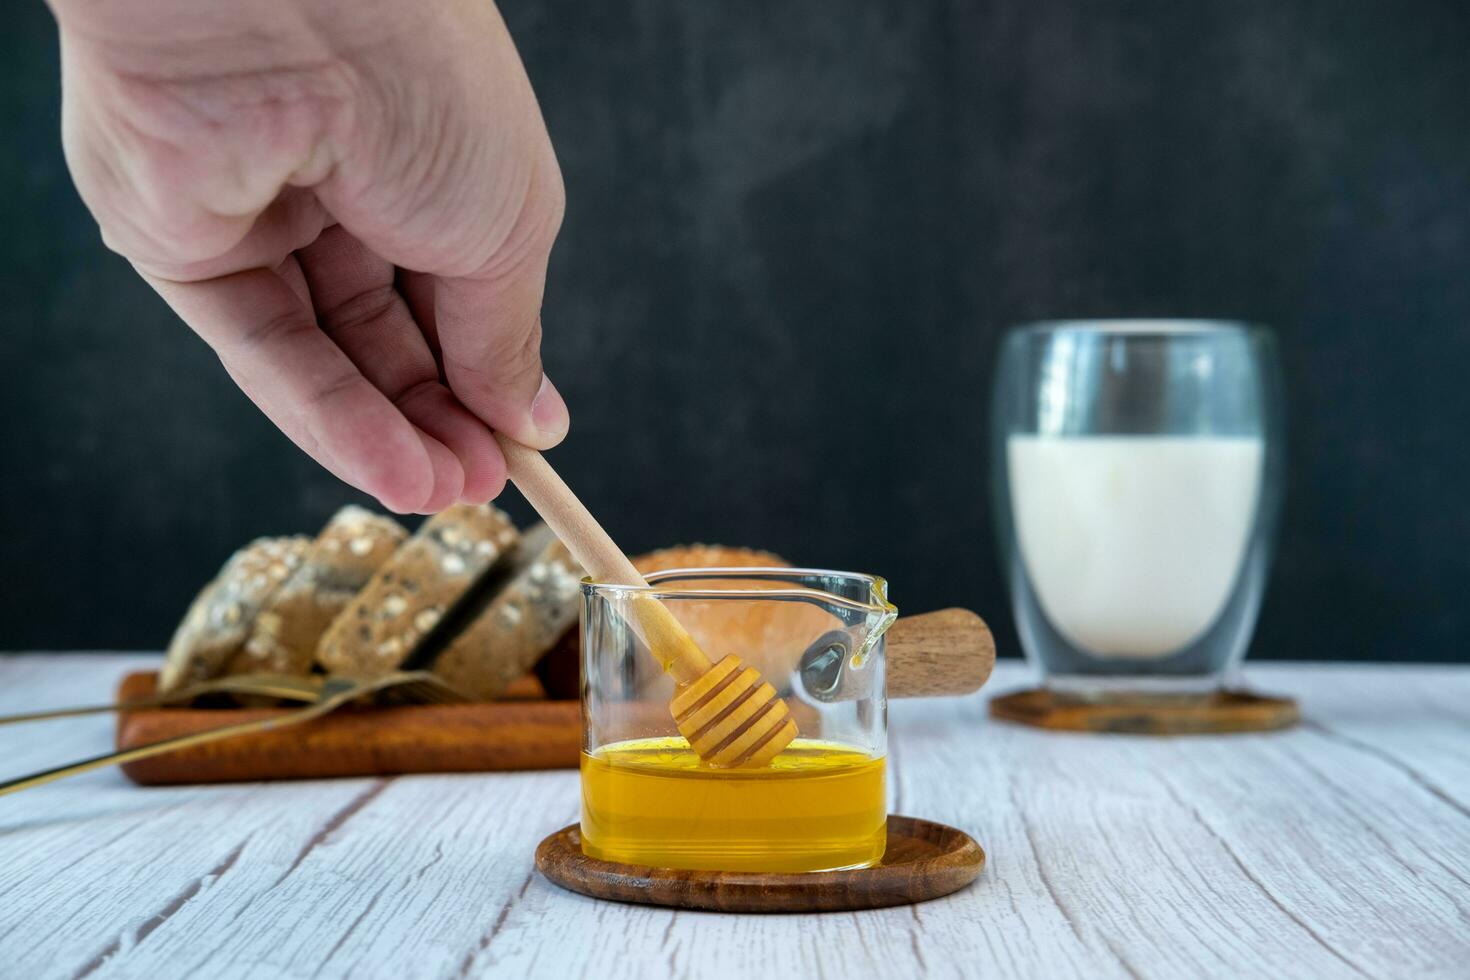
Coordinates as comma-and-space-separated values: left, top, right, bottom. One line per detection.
316, 503, 520, 679
431, 523, 585, 701
226, 506, 408, 677
160, 536, 312, 692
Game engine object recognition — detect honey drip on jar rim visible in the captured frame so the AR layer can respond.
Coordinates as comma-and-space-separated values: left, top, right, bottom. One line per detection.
580, 736, 887, 873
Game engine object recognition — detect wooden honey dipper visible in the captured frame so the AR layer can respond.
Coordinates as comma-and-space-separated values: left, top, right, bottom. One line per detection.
495, 434, 799, 768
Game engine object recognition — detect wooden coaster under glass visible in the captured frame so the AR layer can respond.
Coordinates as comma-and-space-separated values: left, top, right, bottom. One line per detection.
990, 688, 1299, 734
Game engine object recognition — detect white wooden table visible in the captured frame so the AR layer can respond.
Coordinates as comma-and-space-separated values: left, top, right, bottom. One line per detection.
0, 655, 1465, 979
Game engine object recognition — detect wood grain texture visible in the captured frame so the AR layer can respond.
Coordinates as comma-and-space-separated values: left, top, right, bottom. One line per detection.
885, 608, 996, 698
989, 687, 1300, 734
113, 672, 580, 785
1, 655, 1467, 979
536, 815, 984, 912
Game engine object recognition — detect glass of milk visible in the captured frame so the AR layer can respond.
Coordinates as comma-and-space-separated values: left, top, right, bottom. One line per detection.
992, 320, 1284, 699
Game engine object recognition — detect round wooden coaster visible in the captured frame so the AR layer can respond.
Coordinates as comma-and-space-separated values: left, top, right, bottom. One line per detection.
989, 687, 1299, 734
535, 815, 985, 913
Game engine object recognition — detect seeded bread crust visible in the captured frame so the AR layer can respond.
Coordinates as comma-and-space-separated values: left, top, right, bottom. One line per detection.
315, 504, 520, 679
631, 545, 789, 576
160, 536, 312, 692
431, 523, 585, 701
226, 506, 408, 678
629, 544, 816, 684
533, 544, 794, 700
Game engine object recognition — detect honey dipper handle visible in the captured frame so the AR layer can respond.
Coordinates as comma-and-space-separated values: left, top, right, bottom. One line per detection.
494, 435, 644, 586
493, 434, 712, 684
884, 608, 996, 698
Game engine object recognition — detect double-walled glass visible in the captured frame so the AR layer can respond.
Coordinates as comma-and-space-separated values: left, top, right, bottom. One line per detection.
580, 568, 896, 872
992, 320, 1284, 698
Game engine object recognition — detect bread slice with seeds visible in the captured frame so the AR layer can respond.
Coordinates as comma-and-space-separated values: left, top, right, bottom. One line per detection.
226, 506, 408, 678
315, 504, 520, 679
160, 536, 312, 692
430, 523, 585, 701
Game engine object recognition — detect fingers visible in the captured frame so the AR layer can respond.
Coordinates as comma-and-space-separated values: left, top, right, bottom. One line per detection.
397, 271, 441, 360
296, 226, 507, 503
396, 158, 570, 451
274, 252, 313, 309
311, 0, 570, 449
135, 189, 332, 284
277, 253, 469, 512
405, 260, 570, 454
62, 0, 573, 502
421, 152, 569, 450
144, 267, 457, 514
416, 432, 468, 514
436, 264, 570, 451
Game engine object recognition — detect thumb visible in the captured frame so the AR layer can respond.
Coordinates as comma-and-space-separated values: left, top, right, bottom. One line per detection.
433, 180, 569, 450
309, 0, 570, 449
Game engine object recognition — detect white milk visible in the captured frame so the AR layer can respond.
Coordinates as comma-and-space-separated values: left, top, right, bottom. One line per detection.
1007, 435, 1264, 658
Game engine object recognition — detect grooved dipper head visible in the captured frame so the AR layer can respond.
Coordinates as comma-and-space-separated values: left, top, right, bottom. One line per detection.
668, 655, 799, 767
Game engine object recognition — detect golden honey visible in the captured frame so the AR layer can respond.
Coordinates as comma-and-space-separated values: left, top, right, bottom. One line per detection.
580, 736, 886, 872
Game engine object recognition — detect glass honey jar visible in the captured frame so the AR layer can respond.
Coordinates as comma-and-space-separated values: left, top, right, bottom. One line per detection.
579, 568, 896, 873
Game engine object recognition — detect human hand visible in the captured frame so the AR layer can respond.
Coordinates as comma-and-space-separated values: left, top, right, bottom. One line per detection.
48, 0, 568, 512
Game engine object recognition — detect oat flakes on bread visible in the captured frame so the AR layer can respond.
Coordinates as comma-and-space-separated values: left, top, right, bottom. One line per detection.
226, 506, 408, 678
315, 503, 520, 679
431, 523, 585, 701
160, 536, 311, 692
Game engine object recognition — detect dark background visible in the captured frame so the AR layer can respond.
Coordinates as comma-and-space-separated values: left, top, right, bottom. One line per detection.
2, 1, 1467, 661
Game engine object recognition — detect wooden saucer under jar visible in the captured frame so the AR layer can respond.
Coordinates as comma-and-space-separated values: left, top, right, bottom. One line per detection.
535, 815, 985, 913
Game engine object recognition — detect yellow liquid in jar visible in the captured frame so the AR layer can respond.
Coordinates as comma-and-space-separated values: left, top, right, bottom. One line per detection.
580, 737, 886, 872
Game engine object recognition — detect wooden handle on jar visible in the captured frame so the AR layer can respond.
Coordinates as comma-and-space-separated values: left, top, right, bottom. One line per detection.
885, 608, 996, 698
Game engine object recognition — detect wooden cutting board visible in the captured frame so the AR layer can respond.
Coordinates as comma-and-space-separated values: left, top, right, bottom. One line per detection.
114, 671, 581, 785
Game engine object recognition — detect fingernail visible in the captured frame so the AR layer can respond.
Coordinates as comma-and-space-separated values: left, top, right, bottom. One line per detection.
531, 373, 570, 443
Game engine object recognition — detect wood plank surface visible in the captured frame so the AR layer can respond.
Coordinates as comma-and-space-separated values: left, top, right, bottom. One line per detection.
113, 671, 581, 784
0, 655, 1465, 979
